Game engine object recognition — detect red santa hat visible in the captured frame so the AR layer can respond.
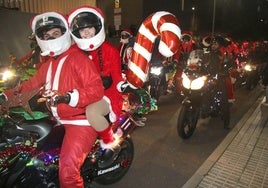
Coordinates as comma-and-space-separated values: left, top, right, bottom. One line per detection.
121, 29, 133, 36
181, 31, 192, 42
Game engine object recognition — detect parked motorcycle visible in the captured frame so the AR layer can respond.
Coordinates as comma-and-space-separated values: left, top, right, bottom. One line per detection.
0, 88, 136, 187
177, 50, 230, 139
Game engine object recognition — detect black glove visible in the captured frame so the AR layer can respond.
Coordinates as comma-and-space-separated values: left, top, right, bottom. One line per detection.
120, 81, 137, 93
43, 90, 71, 106
53, 93, 71, 105
0, 94, 7, 105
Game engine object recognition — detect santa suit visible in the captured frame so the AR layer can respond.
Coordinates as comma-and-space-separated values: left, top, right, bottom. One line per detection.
181, 40, 195, 54
4, 45, 104, 188
218, 46, 236, 102
118, 42, 129, 64
174, 40, 195, 95
83, 41, 124, 121
118, 36, 135, 72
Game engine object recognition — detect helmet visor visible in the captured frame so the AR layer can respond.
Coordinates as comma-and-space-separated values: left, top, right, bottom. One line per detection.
182, 34, 192, 42
35, 16, 66, 39
71, 12, 101, 38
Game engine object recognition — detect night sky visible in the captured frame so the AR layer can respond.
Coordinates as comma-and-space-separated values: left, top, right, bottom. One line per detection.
143, 0, 268, 40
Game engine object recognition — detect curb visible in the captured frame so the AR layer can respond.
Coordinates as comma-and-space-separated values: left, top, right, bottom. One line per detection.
182, 96, 265, 188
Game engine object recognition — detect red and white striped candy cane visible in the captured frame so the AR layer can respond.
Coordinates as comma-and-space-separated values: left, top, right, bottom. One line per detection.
126, 11, 181, 89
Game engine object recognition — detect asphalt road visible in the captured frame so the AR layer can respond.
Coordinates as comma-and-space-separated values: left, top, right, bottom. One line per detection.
93, 84, 264, 188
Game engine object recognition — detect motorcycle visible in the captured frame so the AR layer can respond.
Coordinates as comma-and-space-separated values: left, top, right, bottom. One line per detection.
235, 54, 261, 90
145, 60, 177, 102
0, 88, 136, 187
177, 50, 230, 139
0, 52, 37, 92
145, 63, 165, 101
0, 65, 20, 92
238, 62, 260, 90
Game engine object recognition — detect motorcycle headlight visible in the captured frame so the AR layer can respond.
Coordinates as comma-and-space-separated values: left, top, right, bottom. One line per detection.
182, 73, 207, 90
150, 66, 163, 76
1, 70, 15, 82
244, 64, 256, 71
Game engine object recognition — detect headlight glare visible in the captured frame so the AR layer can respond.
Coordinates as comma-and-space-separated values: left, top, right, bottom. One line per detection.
150, 67, 163, 76
182, 73, 206, 90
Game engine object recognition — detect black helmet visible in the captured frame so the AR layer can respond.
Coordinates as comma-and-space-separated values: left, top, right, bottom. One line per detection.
182, 34, 192, 42
35, 16, 66, 39
71, 12, 102, 38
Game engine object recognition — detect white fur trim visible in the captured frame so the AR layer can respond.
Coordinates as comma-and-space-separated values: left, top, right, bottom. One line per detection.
52, 56, 68, 90
99, 133, 120, 149
58, 119, 90, 126
231, 77, 236, 84
103, 96, 117, 123
117, 81, 125, 92
69, 89, 79, 107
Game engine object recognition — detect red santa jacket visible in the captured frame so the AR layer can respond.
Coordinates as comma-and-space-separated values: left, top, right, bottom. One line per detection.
4, 45, 104, 126
84, 41, 124, 122
118, 43, 129, 64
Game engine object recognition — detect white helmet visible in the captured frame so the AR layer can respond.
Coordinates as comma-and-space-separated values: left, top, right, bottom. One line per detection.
187, 49, 204, 69
31, 12, 71, 57
68, 6, 105, 51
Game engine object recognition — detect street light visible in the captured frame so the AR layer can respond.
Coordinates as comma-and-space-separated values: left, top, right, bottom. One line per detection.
212, 0, 216, 35
191, 6, 196, 32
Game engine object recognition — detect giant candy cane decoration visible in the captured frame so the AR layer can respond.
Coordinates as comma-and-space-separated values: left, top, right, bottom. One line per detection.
126, 11, 181, 88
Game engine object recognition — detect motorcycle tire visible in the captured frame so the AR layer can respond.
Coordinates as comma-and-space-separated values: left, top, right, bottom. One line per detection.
93, 137, 134, 185
149, 80, 161, 101
150, 86, 161, 101
177, 104, 199, 139
219, 85, 231, 128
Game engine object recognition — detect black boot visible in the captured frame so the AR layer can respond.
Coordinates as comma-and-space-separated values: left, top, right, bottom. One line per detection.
98, 146, 121, 168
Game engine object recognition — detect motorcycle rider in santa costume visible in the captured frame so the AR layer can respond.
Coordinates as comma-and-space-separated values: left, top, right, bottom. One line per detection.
0, 12, 105, 188
68, 6, 135, 168
117, 28, 148, 127
118, 29, 135, 71
173, 32, 196, 97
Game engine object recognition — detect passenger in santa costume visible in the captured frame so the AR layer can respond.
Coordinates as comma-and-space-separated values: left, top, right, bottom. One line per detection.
68, 6, 135, 168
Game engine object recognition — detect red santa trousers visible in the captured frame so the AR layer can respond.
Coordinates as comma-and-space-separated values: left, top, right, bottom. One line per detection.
59, 125, 97, 188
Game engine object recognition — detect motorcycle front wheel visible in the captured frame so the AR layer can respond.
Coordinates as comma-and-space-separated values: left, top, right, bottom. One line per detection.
148, 76, 163, 101
219, 88, 231, 128
177, 104, 199, 139
94, 137, 134, 185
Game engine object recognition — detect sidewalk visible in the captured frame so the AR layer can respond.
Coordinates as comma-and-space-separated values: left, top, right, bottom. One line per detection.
183, 96, 268, 188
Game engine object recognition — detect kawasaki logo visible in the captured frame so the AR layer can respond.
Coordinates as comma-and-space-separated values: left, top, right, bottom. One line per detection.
97, 164, 120, 175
